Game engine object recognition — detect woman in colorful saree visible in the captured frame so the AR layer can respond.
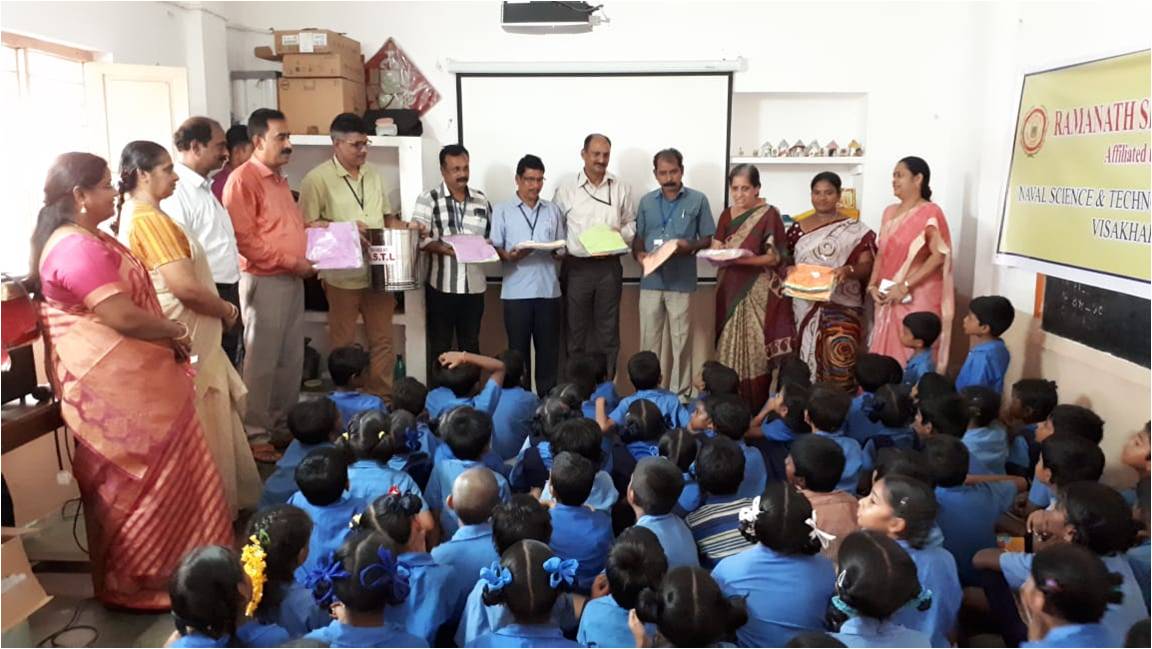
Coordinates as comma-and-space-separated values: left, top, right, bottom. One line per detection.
30, 152, 232, 610
786, 172, 876, 391
867, 156, 955, 371
712, 164, 794, 409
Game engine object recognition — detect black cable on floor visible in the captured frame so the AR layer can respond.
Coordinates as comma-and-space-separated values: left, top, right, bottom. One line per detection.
61, 497, 88, 555
35, 600, 99, 648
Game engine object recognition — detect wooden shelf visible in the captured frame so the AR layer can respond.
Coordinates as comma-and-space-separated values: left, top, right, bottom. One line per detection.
730, 157, 866, 166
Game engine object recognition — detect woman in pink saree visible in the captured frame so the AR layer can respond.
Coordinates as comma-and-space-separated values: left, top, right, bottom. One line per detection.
30, 153, 232, 610
867, 156, 955, 372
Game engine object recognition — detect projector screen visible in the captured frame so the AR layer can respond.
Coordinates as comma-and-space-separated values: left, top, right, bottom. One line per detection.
457, 72, 732, 280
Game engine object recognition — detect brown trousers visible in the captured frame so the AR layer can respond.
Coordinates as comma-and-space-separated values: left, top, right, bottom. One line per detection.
324, 284, 395, 397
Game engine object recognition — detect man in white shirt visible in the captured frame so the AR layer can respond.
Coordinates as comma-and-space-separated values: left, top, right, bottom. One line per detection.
552, 133, 636, 379
163, 116, 244, 365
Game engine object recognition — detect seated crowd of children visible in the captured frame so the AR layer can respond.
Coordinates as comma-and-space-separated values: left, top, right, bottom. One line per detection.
165, 294, 1150, 648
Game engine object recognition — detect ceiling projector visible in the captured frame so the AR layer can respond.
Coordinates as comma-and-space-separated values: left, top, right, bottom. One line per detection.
501, 1, 604, 34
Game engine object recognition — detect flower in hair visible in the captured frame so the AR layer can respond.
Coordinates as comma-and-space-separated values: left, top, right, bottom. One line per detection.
349, 513, 363, 529
358, 546, 411, 601
805, 511, 837, 550
305, 552, 351, 608
738, 496, 762, 526
480, 560, 513, 591
240, 534, 268, 617
542, 556, 579, 589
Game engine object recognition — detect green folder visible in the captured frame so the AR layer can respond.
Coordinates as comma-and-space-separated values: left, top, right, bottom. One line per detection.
578, 225, 629, 256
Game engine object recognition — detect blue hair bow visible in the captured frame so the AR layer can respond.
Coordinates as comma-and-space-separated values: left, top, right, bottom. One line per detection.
305, 552, 351, 608
480, 560, 513, 592
627, 441, 660, 461
542, 556, 578, 589
358, 546, 411, 601
403, 425, 422, 452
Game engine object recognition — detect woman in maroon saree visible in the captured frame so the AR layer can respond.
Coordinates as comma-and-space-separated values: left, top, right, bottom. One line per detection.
712, 165, 794, 409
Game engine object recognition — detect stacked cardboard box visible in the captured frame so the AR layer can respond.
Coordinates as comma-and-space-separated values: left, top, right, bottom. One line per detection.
260, 29, 367, 135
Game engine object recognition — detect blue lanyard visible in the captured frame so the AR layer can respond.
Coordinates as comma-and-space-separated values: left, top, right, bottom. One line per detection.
517, 202, 541, 239
659, 196, 681, 233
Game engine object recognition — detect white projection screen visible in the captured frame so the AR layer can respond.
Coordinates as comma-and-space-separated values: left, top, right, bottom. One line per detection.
457, 72, 733, 280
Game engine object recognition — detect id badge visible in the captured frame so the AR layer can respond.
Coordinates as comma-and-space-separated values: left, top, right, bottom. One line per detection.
653, 238, 665, 248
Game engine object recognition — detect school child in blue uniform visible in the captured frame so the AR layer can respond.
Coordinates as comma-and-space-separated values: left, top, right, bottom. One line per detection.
859, 384, 917, 473
303, 531, 428, 648
697, 394, 767, 501
577, 527, 667, 648
537, 418, 620, 513
844, 353, 904, 444
689, 360, 741, 413
955, 295, 1015, 394
633, 566, 749, 648
490, 349, 540, 461
914, 393, 994, 476
339, 409, 431, 514
327, 345, 386, 429
807, 385, 863, 494
1003, 378, 1058, 477
431, 465, 503, 618
602, 351, 690, 431
900, 311, 941, 387
259, 399, 339, 509
425, 351, 507, 419
828, 530, 933, 648
243, 505, 329, 637
468, 540, 580, 647
1025, 403, 1105, 510
510, 395, 577, 492
960, 385, 1009, 474
425, 407, 512, 537
1126, 475, 1150, 610
1019, 544, 1124, 648
567, 351, 620, 413
659, 428, 703, 516
609, 398, 667, 497
168, 546, 290, 648
388, 377, 441, 483
287, 447, 365, 584
628, 457, 700, 568
752, 381, 812, 484
856, 475, 961, 647
545, 452, 613, 594
356, 491, 462, 645
685, 437, 754, 568
712, 482, 837, 647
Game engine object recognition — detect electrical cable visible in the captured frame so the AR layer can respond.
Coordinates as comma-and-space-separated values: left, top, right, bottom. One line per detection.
35, 599, 99, 648
61, 497, 87, 555
556, 2, 604, 14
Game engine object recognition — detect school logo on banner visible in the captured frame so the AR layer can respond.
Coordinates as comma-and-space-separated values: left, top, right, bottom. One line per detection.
1020, 106, 1048, 156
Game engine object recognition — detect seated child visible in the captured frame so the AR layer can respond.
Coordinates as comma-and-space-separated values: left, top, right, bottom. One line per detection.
859, 384, 918, 474
901, 311, 942, 387
629, 457, 700, 568
244, 505, 329, 637
914, 393, 992, 476
1019, 543, 1127, 648
610, 399, 668, 497
698, 395, 767, 500
547, 452, 614, 594
430, 466, 503, 618
168, 546, 290, 648
660, 428, 703, 516
685, 437, 754, 568
327, 345, 385, 429
844, 353, 905, 444
912, 372, 956, 407
577, 526, 667, 648
806, 385, 863, 493
288, 447, 365, 584
390, 377, 440, 472
752, 382, 812, 484
510, 395, 579, 492
340, 410, 431, 511
601, 352, 690, 431
857, 475, 961, 647
634, 566, 749, 648
1125, 476, 1150, 610
956, 295, 1015, 393
960, 385, 1009, 474
470, 540, 580, 648
713, 482, 836, 648
358, 491, 461, 645
828, 530, 933, 647
569, 351, 620, 414
786, 434, 858, 562
922, 436, 1020, 586
539, 418, 620, 513
1028, 406, 1106, 510
1004, 378, 1058, 477
302, 531, 426, 648
260, 399, 339, 509
491, 349, 540, 461
690, 360, 741, 412
425, 407, 511, 537
425, 351, 506, 419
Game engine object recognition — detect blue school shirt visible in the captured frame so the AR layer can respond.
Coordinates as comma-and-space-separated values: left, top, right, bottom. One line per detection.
1126, 539, 1150, 610
1021, 624, 1118, 648
736, 442, 768, 500
577, 596, 658, 648
845, 393, 885, 444
430, 522, 499, 614
904, 349, 935, 386
347, 459, 430, 509
832, 617, 932, 648
305, 620, 428, 648
469, 622, 579, 648
329, 390, 386, 428
491, 386, 539, 460
539, 470, 619, 514
426, 458, 511, 536
963, 424, 1009, 475
258, 440, 333, 509
169, 622, 290, 648
761, 417, 796, 442
712, 544, 836, 648
1002, 552, 1146, 636
685, 493, 754, 569
384, 552, 461, 644
1028, 480, 1054, 509
1006, 430, 1031, 472
271, 582, 330, 637
956, 338, 1010, 394
288, 490, 365, 584
455, 579, 578, 647
892, 540, 961, 647
593, 381, 620, 412
636, 513, 700, 568
433, 441, 509, 478
860, 428, 917, 473
934, 482, 1016, 586
676, 471, 704, 516
388, 422, 439, 471
609, 388, 690, 429
426, 378, 503, 419
815, 430, 864, 494
549, 504, 614, 592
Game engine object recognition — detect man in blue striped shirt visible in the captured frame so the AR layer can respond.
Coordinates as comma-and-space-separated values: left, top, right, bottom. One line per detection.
685, 437, 755, 568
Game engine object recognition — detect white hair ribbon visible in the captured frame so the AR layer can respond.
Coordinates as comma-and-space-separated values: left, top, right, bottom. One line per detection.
805, 511, 837, 549
738, 496, 762, 526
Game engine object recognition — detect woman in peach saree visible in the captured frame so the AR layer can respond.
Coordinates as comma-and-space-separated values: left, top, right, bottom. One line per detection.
31, 153, 231, 610
867, 156, 955, 372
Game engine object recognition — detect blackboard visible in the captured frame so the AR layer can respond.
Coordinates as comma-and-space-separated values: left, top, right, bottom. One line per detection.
1041, 276, 1150, 368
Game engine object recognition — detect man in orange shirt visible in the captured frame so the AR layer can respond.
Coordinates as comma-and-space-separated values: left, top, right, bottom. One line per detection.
223, 108, 314, 459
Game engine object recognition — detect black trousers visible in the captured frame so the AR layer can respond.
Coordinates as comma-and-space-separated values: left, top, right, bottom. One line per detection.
426, 286, 485, 382
564, 256, 623, 378
503, 297, 561, 397
216, 281, 243, 367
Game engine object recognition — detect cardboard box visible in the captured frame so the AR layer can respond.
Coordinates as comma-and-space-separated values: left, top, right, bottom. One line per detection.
283, 52, 364, 82
273, 29, 360, 57
278, 77, 366, 135
1, 529, 52, 633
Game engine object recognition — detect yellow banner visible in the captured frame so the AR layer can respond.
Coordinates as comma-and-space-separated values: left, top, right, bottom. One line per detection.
997, 50, 1150, 292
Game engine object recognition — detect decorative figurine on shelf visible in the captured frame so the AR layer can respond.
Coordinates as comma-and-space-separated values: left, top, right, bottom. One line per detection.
737, 146, 745, 157
805, 139, 821, 157
759, 141, 776, 157
848, 139, 864, 156
788, 139, 807, 157
838, 188, 857, 211
825, 140, 840, 157
776, 138, 790, 157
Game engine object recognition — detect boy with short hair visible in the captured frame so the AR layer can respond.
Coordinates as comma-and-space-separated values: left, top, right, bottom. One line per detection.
914, 393, 994, 476
327, 345, 386, 428
685, 437, 754, 568
548, 452, 614, 593
956, 295, 1016, 393
424, 407, 511, 536
786, 434, 857, 561
696, 394, 767, 500
629, 457, 699, 567
431, 466, 502, 618
539, 418, 620, 513
288, 447, 365, 583
1003, 378, 1058, 476
844, 353, 905, 443
805, 385, 863, 493
490, 349, 540, 461
577, 526, 668, 648
600, 351, 689, 431
259, 399, 340, 508
1027, 403, 1106, 509
425, 351, 507, 419
900, 311, 942, 387
751, 382, 811, 484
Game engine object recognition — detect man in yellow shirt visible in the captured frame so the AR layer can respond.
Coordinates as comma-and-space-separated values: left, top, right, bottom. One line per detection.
299, 113, 397, 398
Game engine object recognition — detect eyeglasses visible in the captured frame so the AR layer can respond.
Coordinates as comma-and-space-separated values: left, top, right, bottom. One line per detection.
342, 140, 370, 150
